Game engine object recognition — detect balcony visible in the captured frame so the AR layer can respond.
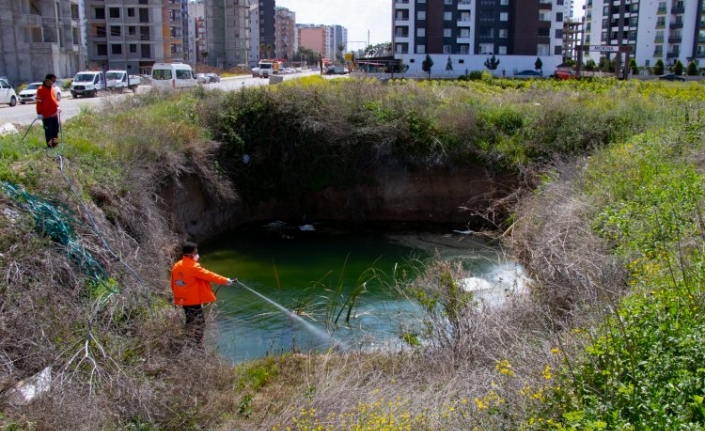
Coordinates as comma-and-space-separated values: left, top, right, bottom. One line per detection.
671, 6, 685, 14
667, 51, 680, 59
458, 0, 471, 9
670, 21, 683, 28
18, 14, 42, 26
668, 35, 682, 43
457, 35, 471, 44
395, 0, 410, 8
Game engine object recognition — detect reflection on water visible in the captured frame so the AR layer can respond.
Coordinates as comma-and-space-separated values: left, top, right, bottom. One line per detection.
199, 224, 528, 363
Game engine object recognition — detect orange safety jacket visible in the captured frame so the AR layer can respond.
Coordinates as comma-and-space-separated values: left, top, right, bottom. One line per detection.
170, 256, 229, 306
36, 84, 59, 118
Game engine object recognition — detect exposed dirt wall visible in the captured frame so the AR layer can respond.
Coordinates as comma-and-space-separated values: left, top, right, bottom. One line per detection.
160, 164, 520, 241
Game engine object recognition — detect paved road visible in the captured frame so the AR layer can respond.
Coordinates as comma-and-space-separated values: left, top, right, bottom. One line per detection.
0, 71, 320, 126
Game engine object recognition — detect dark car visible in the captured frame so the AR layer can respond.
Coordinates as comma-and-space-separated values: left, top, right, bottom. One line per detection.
514, 69, 542, 79
659, 73, 685, 81
205, 73, 220, 83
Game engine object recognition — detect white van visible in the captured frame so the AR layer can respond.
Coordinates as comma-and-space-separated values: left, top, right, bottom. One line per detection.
70, 71, 105, 98
150, 63, 197, 90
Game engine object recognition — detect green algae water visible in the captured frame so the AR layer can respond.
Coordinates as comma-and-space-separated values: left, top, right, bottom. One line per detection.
200, 223, 527, 363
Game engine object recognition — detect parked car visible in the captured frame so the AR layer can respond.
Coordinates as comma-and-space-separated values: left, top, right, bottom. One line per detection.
0, 78, 17, 107
326, 66, 348, 75
195, 73, 208, 84
251, 67, 263, 78
514, 70, 542, 78
19, 82, 63, 104
553, 69, 577, 80
659, 73, 685, 81
205, 73, 220, 83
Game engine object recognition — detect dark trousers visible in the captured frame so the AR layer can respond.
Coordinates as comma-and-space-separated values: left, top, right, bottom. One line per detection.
42, 116, 60, 148
183, 304, 205, 345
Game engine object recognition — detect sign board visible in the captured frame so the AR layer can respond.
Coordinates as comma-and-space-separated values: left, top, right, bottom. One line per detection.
588, 45, 621, 52
345, 52, 353, 61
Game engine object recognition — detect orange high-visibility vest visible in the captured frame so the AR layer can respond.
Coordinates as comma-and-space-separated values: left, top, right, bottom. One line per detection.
170, 256, 229, 306
36, 84, 59, 118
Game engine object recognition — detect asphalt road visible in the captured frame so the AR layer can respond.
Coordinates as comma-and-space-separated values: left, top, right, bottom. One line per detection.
0, 71, 320, 126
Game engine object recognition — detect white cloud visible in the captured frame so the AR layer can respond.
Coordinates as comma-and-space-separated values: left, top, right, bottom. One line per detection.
275, 0, 392, 49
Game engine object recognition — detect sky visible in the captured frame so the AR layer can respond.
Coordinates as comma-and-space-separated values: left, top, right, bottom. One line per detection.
275, 0, 392, 50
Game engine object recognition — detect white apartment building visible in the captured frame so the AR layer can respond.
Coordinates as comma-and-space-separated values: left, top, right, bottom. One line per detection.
584, 0, 704, 69
392, 0, 565, 76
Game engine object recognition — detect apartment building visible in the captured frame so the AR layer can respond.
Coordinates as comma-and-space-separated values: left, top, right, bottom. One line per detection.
256, 0, 275, 59
187, 0, 205, 64
206, 0, 249, 68
297, 25, 331, 60
249, 2, 260, 66
392, 0, 565, 75
0, 0, 82, 84
274, 7, 295, 60
330, 25, 348, 62
584, 0, 705, 69
84, 0, 172, 75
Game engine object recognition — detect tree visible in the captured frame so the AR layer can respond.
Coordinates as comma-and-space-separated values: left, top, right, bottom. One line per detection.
654, 59, 665, 75
445, 56, 453, 73
629, 58, 639, 75
687, 61, 699, 76
484, 54, 500, 71
674, 59, 684, 76
422, 54, 434, 78
534, 57, 543, 72
585, 59, 597, 73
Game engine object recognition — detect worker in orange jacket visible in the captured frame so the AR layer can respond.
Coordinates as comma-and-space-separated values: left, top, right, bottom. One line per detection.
35, 74, 60, 148
171, 241, 236, 345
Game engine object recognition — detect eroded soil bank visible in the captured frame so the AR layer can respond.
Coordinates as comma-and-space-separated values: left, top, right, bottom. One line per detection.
159, 164, 521, 241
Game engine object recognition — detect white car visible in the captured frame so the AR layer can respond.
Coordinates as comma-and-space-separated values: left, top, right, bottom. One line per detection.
0, 78, 17, 107
18, 82, 62, 104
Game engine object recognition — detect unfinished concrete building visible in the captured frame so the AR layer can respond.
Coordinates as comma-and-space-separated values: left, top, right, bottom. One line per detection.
0, 0, 81, 85
84, 0, 189, 75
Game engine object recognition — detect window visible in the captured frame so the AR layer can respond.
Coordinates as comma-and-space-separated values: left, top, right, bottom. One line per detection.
500, 0, 508, 4
554, 46, 562, 55
417, 0, 426, 3
444, 28, 451, 37
555, 29, 563, 38
417, 11, 426, 20
537, 44, 549, 56
500, 12, 508, 21
97, 44, 107, 56
417, 45, 425, 53
653, 45, 663, 56
95, 25, 106, 37
176, 69, 192, 79
444, 0, 452, 4
139, 8, 149, 23
499, 28, 508, 38
109, 8, 120, 19
111, 44, 122, 55
141, 44, 150, 57
556, 12, 563, 22
110, 26, 121, 37
128, 8, 135, 17
129, 26, 136, 35
95, 7, 105, 19
443, 45, 451, 54
538, 10, 550, 21
130, 44, 137, 53
417, 28, 425, 37
498, 46, 507, 54
444, 12, 452, 21
459, 29, 470, 37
